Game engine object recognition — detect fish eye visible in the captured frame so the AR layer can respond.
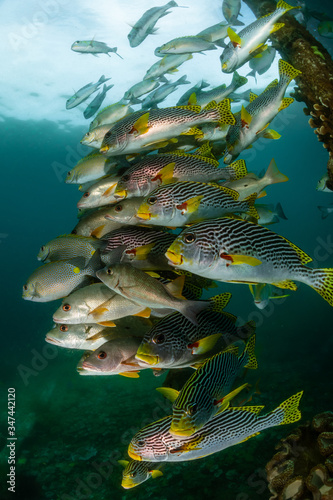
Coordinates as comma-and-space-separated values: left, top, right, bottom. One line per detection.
107, 268, 113, 275
23, 284, 28, 291
147, 196, 157, 205
83, 192, 90, 198
130, 472, 137, 478
137, 440, 145, 447
183, 233, 196, 244
71, 229, 77, 234
153, 333, 165, 344
122, 174, 130, 182
105, 132, 111, 138
187, 403, 197, 415
60, 325, 68, 332
67, 171, 71, 176
63, 303, 71, 311
114, 204, 123, 212
40, 245, 45, 251
97, 351, 107, 359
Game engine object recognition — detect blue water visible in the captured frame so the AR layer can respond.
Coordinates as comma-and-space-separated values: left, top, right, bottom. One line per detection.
1, 1, 333, 499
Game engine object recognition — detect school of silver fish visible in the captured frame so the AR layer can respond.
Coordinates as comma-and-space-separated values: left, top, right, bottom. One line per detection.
23, 0, 333, 491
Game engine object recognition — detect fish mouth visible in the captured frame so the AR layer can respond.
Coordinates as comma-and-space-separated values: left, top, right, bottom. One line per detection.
136, 211, 151, 221
114, 189, 127, 199
222, 62, 228, 71
121, 480, 135, 489
135, 352, 159, 366
81, 361, 99, 371
100, 145, 110, 154
45, 336, 61, 345
169, 424, 195, 437
165, 250, 183, 266
128, 443, 142, 461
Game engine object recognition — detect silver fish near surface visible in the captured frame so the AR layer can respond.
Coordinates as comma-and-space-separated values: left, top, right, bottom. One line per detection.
71, 40, 122, 58
83, 84, 114, 119
66, 75, 111, 109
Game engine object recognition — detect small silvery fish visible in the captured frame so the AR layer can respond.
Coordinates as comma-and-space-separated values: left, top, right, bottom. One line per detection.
248, 283, 289, 309
188, 71, 248, 108
66, 75, 111, 109
81, 123, 116, 149
128, 392, 303, 461
22, 253, 101, 302
37, 234, 102, 263
77, 337, 148, 377
243, 202, 288, 225
316, 174, 333, 193
77, 176, 120, 209
71, 206, 123, 238
318, 203, 333, 219
118, 460, 163, 489
136, 293, 255, 369
165, 217, 333, 308
135, 181, 258, 227
158, 36, 217, 55
83, 84, 114, 119
128, 1, 183, 48
196, 22, 230, 44
158, 334, 257, 436
247, 46, 276, 81
96, 264, 209, 325
222, 0, 244, 26
123, 78, 163, 103
177, 80, 210, 106
45, 323, 114, 350
220, 0, 300, 73
141, 75, 190, 110
143, 54, 193, 80
65, 153, 123, 185
104, 197, 146, 225
224, 60, 301, 164
100, 100, 235, 156
89, 102, 134, 131
71, 40, 122, 58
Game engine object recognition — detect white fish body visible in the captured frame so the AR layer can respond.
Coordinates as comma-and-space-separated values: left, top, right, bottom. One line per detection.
66, 76, 110, 109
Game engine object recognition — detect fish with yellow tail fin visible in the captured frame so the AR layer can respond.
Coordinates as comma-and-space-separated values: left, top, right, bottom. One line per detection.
157, 334, 257, 437
135, 292, 256, 369
135, 180, 259, 227
119, 460, 163, 489
224, 59, 301, 164
71, 206, 123, 238
99, 99, 235, 156
96, 264, 210, 326
76, 337, 150, 376
114, 150, 246, 200
165, 217, 333, 308
220, 0, 300, 73
127, 391, 303, 462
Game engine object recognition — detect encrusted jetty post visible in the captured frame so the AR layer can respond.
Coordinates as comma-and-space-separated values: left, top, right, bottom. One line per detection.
243, 0, 333, 190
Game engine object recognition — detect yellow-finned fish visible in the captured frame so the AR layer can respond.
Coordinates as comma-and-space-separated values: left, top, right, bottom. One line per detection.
119, 460, 163, 489
37, 234, 102, 263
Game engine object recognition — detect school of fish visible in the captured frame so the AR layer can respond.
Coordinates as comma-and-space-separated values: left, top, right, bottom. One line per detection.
23, 0, 333, 491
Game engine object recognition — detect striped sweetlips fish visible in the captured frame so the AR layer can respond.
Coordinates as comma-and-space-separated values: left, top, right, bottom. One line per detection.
99, 99, 235, 156
114, 148, 247, 200
128, 391, 303, 462
100, 225, 175, 270
165, 218, 333, 307
156, 334, 258, 436
118, 460, 163, 489
224, 59, 301, 164
220, 0, 300, 73
135, 181, 258, 226
135, 292, 256, 369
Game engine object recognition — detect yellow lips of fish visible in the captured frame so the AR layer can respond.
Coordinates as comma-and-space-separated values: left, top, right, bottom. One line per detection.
165, 249, 183, 266
136, 345, 159, 366
169, 423, 195, 437
128, 443, 142, 461
136, 202, 153, 220
115, 188, 127, 199
222, 62, 228, 70
100, 145, 109, 153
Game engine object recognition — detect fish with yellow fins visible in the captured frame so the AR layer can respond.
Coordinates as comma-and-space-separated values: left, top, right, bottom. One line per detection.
220, 0, 300, 73
128, 391, 303, 462
118, 460, 163, 489
224, 59, 301, 164
165, 217, 333, 308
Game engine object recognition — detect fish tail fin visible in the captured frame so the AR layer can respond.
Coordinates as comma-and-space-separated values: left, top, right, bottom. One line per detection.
305, 268, 333, 307
210, 292, 232, 312
243, 334, 258, 369
317, 206, 329, 219
98, 75, 108, 84
278, 59, 302, 86
181, 300, 210, 325
244, 193, 259, 219
276, 0, 301, 13
275, 202, 288, 220
263, 158, 289, 185
246, 69, 256, 79
231, 71, 248, 90
271, 391, 303, 426
177, 74, 190, 85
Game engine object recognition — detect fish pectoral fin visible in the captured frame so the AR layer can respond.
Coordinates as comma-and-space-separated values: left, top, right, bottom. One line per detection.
241, 105, 252, 128
220, 253, 262, 266
180, 126, 204, 137
257, 190, 267, 199
156, 386, 180, 402
118, 460, 129, 468
119, 371, 140, 378
121, 360, 140, 367
126, 243, 156, 260
270, 280, 298, 291
145, 271, 160, 278
170, 436, 203, 454
227, 26, 242, 48
130, 112, 150, 135
89, 306, 109, 316
176, 195, 204, 215
187, 332, 222, 356
133, 307, 151, 318
97, 321, 117, 327
103, 183, 117, 196
261, 128, 281, 140
151, 470, 163, 479
249, 42, 267, 54
151, 162, 176, 185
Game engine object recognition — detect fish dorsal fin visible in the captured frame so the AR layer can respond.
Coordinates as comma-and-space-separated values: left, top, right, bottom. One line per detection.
222, 344, 239, 356
151, 470, 163, 479
280, 237, 313, 264
209, 184, 239, 200
210, 292, 232, 312
227, 27, 242, 48
194, 142, 214, 159
118, 460, 129, 468
249, 92, 258, 102
223, 311, 237, 323
230, 405, 265, 414
130, 112, 150, 135
187, 332, 222, 355
241, 106, 252, 127
262, 79, 278, 93
151, 162, 176, 184
188, 92, 197, 105
165, 275, 186, 298
171, 104, 201, 113
156, 386, 179, 402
